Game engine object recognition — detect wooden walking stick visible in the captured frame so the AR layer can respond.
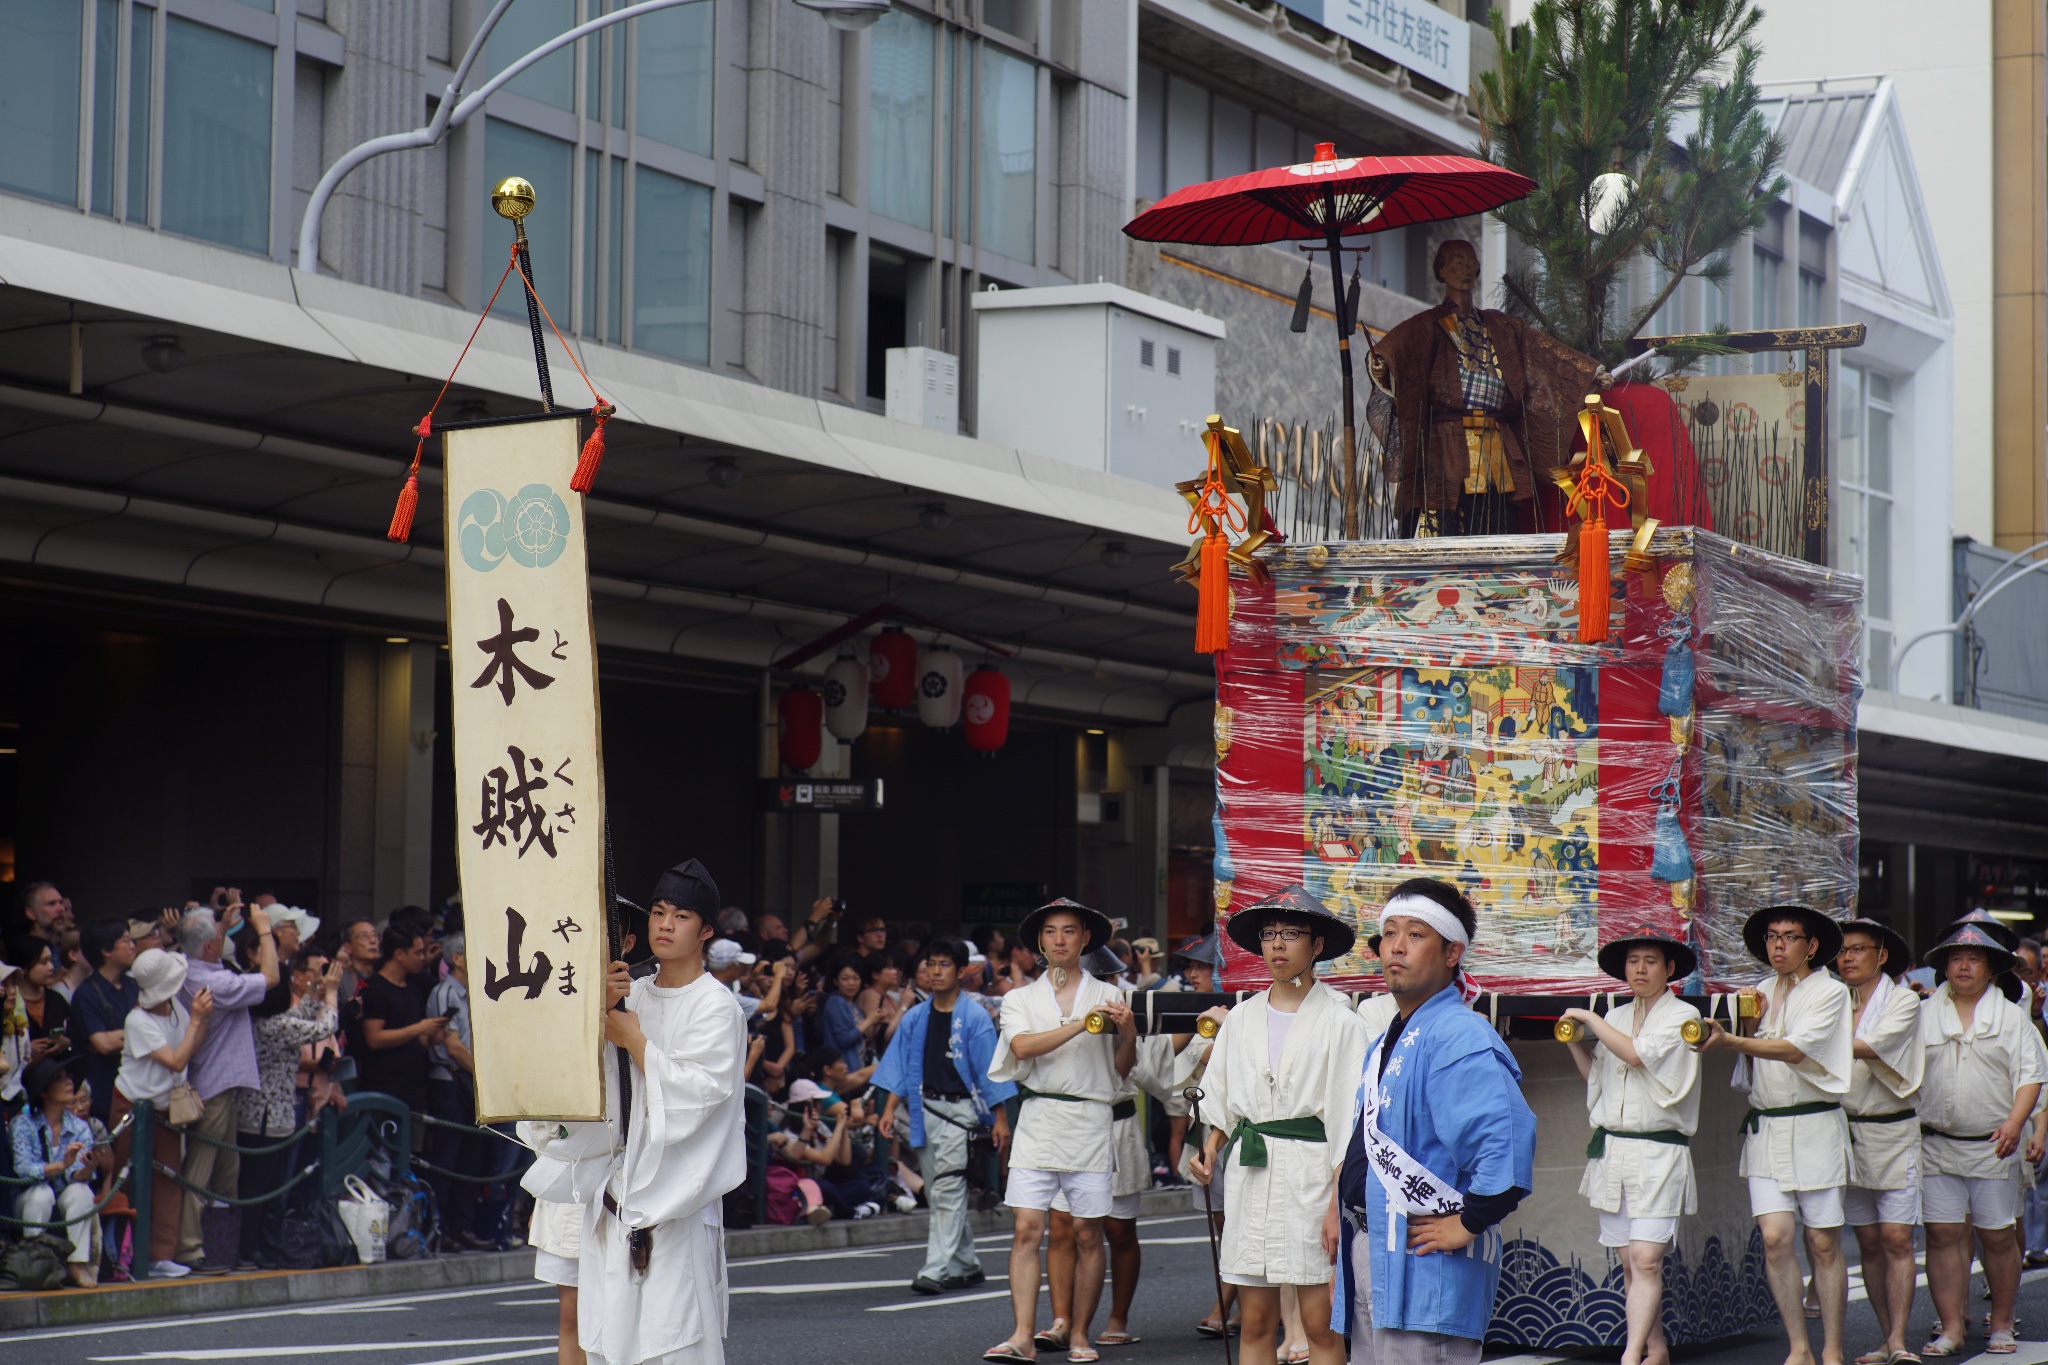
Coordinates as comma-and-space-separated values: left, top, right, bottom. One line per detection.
1184, 1085, 1234, 1365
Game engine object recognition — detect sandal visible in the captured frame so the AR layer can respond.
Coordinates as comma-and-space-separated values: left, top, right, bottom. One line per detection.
1857, 1354, 1893, 1364
1285, 1351, 1312, 1365
1068, 1349, 1100, 1364
1035, 1322, 1070, 1352
1988, 1332, 2018, 1355
984, 1347, 1035, 1364
1094, 1333, 1140, 1347
1892, 1354, 1921, 1364
1196, 1320, 1238, 1339
1922, 1336, 1962, 1358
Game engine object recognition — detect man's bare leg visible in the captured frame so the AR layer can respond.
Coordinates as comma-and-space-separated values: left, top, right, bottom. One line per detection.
1068, 1216, 1108, 1359
1044, 1208, 1075, 1345
1297, 1282, 1343, 1365
1102, 1216, 1140, 1338
995, 1207, 1048, 1359
1925, 1221, 1968, 1346
1236, 1284, 1281, 1365
1758, 1212, 1816, 1365
1807, 1224, 1847, 1365
1982, 1221, 2023, 1333
1620, 1241, 1670, 1365
557, 1287, 586, 1365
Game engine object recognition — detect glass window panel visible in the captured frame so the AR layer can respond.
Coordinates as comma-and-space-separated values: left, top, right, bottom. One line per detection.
1211, 95, 1252, 180
938, 30, 954, 235
127, 2, 151, 222
977, 44, 1035, 264
1869, 372, 1892, 404
1838, 365, 1863, 486
230, 0, 274, 11
161, 18, 271, 253
581, 147, 598, 337
634, 1, 713, 154
1867, 489, 1891, 618
606, 155, 623, 342
1163, 74, 1208, 193
631, 163, 711, 363
0, 0, 82, 206
1868, 403, 1892, 493
1751, 247, 1779, 329
488, 0, 575, 113
1254, 111, 1293, 170
869, 10, 933, 228
1135, 63, 1163, 201
92, 0, 116, 215
483, 118, 574, 322
1798, 269, 1823, 326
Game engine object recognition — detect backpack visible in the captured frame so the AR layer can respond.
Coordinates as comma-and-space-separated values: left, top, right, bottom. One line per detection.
268, 1185, 358, 1270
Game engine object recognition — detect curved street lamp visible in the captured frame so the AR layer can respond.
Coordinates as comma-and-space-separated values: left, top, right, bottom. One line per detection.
294, 0, 888, 273
1887, 536, 2048, 696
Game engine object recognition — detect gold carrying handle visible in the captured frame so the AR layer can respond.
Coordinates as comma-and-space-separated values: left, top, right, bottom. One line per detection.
1084, 1010, 1110, 1034
1679, 1018, 1708, 1045
1197, 1015, 1221, 1039
1554, 1018, 1585, 1043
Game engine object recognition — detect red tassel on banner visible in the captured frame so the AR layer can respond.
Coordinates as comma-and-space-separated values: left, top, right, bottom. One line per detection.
1579, 515, 1611, 641
388, 417, 429, 544
569, 403, 614, 494
1196, 528, 1230, 653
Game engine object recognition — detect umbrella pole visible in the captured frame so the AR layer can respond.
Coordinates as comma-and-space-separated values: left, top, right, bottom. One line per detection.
1321, 193, 1359, 539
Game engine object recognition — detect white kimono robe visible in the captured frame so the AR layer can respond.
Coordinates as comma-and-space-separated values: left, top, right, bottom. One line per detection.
1579, 991, 1700, 1217
1355, 993, 1400, 1054
989, 970, 1125, 1174
1197, 983, 1369, 1285
1845, 974, 1923, 1192
1132, 1033, 1188, 1118
1919, 983, 2048, 1182
1739, 969, 1853, 1191
521, 972, 748, 1365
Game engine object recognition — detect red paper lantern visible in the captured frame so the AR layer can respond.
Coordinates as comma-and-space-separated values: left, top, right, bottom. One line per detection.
963, 665, 1011, 752
777, 686, 823, 772
870, 627, 917, 710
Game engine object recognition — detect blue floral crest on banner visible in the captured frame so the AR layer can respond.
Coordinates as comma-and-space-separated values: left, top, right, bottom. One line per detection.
459, 484, 571, 572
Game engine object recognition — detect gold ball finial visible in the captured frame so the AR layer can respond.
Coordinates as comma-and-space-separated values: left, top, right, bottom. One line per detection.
491, 176, 536, 221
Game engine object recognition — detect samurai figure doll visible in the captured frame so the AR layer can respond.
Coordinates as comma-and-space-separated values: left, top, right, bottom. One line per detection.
1366, 238, 1611, 536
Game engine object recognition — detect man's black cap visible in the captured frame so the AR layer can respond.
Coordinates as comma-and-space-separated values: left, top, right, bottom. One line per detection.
651, 859, 720, 918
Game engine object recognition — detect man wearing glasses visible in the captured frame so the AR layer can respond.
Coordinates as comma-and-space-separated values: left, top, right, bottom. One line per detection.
1694, 906, 1853, 1365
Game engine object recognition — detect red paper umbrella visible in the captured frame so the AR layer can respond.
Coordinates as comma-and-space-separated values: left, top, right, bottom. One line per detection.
1125, 144, 1533, 539
1123, 151, 1533, 247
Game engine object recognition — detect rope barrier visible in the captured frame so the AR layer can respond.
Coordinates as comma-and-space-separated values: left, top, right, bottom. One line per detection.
411, 1158, 516, 1185
148, 1159, 321, 1207
181, 1118, 322, 1157
0, 1169, 132, 1229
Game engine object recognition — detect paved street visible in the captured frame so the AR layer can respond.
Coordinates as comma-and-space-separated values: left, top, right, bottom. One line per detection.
8, 1217, 2048, 1365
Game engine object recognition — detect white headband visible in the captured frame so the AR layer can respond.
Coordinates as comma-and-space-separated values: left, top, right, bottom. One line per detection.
1379, 893, 1471, 948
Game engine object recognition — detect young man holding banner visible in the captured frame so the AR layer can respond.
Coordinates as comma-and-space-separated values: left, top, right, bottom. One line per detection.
521, 859, 747, 1365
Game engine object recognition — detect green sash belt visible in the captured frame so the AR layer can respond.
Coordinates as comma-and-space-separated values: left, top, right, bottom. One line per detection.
1221, 1116, 1328, 1168
1848, 1110, 1916, 1125
1586, 1127, 1691, 1159
1740, 1100, 1839, 1135
1017, 1083, 1133, 1122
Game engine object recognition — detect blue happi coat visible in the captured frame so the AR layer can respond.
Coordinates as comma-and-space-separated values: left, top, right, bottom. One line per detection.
871, 997, 1014, 1146
1334, 982, 1536, 1341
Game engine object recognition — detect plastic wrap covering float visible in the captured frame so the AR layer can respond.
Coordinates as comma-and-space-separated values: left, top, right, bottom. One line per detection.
1214, 524, 1860, 994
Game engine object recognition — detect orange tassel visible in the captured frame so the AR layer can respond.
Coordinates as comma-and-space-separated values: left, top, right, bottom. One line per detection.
1579, 516, 1611, 641
1196, 529, 1231, 653
387, 474, 419, 543
570, 403, 612, 493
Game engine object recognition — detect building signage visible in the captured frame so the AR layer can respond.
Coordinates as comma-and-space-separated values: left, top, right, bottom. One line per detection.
1281, 0, 1471, 95
757, 778, 885, 812
445, 414, 609, 1123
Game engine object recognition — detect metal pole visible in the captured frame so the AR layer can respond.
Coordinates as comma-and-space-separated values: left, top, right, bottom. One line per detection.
131, 1100, 152, 1281
515, 223, 555, 410
1323, 187, 1359, 540
1184, 1086, 1233, 1365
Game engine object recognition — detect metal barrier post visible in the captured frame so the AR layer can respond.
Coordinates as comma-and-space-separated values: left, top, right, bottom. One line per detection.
130, 1101, 153, 1282
744, 1084, 768, 1226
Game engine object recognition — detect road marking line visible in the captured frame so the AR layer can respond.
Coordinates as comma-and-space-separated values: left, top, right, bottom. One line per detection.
382, 1352, 553, 1365
5, 1285, 531, 1343
490, 1299, 563, 1306
867, 1288, 1039, 1312
729, 1246, 898, 1268
88, 1338, 556, 1361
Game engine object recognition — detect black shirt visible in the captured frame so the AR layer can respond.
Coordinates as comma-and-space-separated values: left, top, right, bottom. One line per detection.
69, 972, 137, 1123
357, 972, 430, 1108
922, 1003, 966, 1096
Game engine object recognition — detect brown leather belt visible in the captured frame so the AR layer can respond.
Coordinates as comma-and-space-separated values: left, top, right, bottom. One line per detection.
603, 1190, 652, 1272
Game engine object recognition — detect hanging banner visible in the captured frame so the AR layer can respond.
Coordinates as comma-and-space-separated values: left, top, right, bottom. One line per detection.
445, 414, 607, 1122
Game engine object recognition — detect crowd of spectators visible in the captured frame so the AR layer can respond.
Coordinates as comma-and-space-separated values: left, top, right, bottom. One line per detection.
0, 882, 521, 1284
2, 878, 1221, 1283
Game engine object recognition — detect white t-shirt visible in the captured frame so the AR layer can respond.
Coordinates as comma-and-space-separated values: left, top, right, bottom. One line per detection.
1265, 1000, 1296, 1075
116, 1003, 190, 1105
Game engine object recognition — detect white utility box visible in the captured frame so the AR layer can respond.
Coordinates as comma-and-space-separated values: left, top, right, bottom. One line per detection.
884, 346, 959, 432
971, 283, 1224, 491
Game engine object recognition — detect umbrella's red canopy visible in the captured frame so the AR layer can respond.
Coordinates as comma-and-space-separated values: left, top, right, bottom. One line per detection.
1124, 148, 1533, 246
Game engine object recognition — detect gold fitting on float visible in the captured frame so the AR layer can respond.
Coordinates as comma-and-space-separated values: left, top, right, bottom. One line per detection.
1679, 1018, 1708, 1046
1196, 1016, 1221, 1039
1084, 1010, 1110, 1034
1554, 1018, 1584, 1043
